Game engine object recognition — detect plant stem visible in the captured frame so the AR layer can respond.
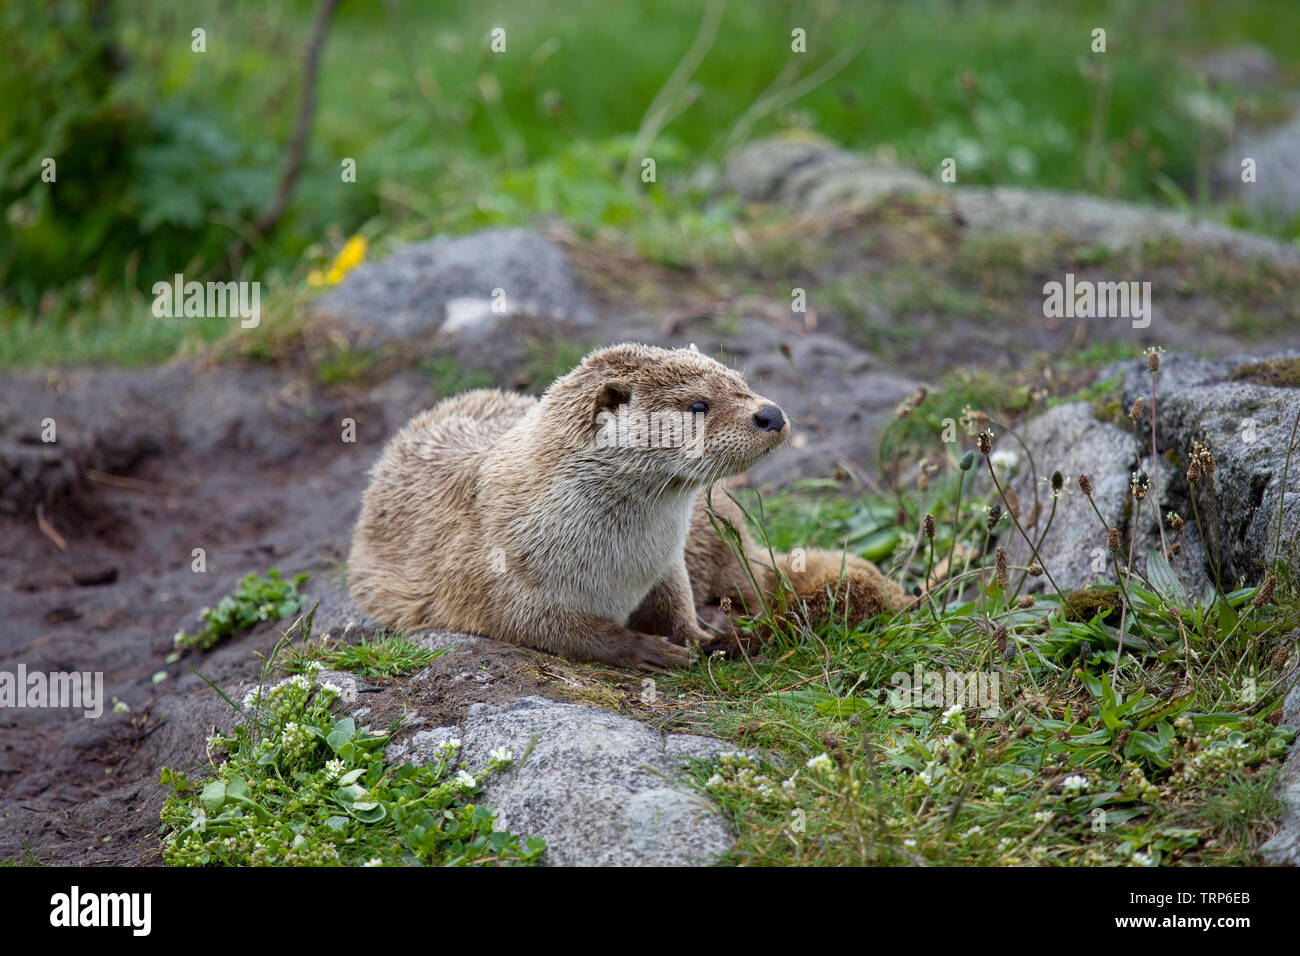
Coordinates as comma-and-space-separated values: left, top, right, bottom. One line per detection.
1150, 368, 1168, 556
1112, 495, 1142, 685
983, 456, 1066, 606
1274, 405, 1300, 567
1012, 495, 1057, 600
945, 466, 966, 584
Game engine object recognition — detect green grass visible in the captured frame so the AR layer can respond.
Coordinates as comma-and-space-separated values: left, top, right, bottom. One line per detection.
0, 845, 42, 867
160, 608, 543, 866
662, 505, 1296, 866
172, 570, 310, 652
424, 354, 499, 400
284, 629, 446, 680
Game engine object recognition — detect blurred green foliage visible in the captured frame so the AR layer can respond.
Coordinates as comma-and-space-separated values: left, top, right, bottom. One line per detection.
2, 0, 1298, 364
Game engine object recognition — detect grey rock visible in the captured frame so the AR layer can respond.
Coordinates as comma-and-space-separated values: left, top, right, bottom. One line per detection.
951, 186, 1300, 267
386, 726, 462, 766
1217, 101, 1300, 216
313, 228, 593, 347
1261, 675, 1300, 864
1003, 402, 1210, 596
724, 138, 934, 209
451, 696, 735, 866
1114, 350, 1300, 585
1192, 45, 1280, 90
724, 137, 1300, 268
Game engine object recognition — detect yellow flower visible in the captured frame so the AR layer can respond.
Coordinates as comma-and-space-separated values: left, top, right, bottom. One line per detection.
334, 235, 366, 272
307, 235, 367, 287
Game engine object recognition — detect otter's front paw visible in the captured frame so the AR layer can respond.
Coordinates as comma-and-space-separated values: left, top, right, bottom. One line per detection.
627, 635, 694, 671
592, 626, 694, 671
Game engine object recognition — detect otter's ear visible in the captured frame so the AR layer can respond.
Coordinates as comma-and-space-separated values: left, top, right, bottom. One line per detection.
595, 381, 631, 415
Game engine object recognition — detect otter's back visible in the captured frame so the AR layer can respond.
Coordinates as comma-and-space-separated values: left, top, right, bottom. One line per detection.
348, 389, 536, 626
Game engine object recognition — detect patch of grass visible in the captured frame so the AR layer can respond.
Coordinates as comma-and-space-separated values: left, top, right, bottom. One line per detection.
0, 844, 42, 867
1231, 356, 1300, 388
315, 346, 383, 386
285, 630, 446, 680
520, 334, 598, 394
667, 534, 1296, 865
423, 354, 499, 401
173, 570, 309, 652
159, 610, 544, 866
0, 287, 237, 367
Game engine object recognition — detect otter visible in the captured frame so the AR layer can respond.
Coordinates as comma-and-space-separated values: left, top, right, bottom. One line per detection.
348, 343, 905, 670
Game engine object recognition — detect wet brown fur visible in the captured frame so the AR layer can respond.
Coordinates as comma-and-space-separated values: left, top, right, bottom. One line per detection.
349, 343, 905, 670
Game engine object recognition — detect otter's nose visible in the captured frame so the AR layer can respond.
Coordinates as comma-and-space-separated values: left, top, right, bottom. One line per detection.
753, 404, 786, 433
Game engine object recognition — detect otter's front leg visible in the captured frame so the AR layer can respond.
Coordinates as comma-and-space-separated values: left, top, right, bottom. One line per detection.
507, 606, 692, 672
629, 563, 733, 653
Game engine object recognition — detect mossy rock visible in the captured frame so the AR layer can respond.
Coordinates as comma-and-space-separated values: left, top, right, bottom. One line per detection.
1063, 586, 1123, 623
1230, 357, 1300, 388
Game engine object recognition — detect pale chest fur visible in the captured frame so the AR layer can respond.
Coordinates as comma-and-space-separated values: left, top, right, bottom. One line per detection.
509, 480, 697, 625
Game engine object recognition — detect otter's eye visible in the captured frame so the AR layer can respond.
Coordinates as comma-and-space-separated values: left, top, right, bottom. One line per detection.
688, 401, 709, 415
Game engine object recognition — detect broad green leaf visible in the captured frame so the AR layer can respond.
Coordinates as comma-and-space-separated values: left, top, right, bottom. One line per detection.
327, 717, 356, 752
1146, 551, 1188, 608
200, 779, 227, 813
225, 775, 249, 800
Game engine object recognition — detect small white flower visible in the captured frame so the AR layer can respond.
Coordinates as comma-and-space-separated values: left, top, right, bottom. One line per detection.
362, 857, 384, 867
488, 746, 514, 764
903, 838, 917, 847
941, 703, 962, 723
440, 737, 462, 752
319, 681, 343, 697
706, 774, 724, 788
455, 770, 476, 789
1131, 850, 1154, 867
989, 448, 1019, 476
805, 752, 835, 774
1033, 810, 1053, 824
1062, 774, 1089, 792
305, 660, 325, 675
325, 758, 345, 780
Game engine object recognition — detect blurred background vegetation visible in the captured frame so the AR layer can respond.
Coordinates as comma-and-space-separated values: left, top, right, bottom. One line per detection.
2, 0, 1298, 365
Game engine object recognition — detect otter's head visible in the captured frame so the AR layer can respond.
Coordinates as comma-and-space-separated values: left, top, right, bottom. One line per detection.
543, 343, 789, 486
